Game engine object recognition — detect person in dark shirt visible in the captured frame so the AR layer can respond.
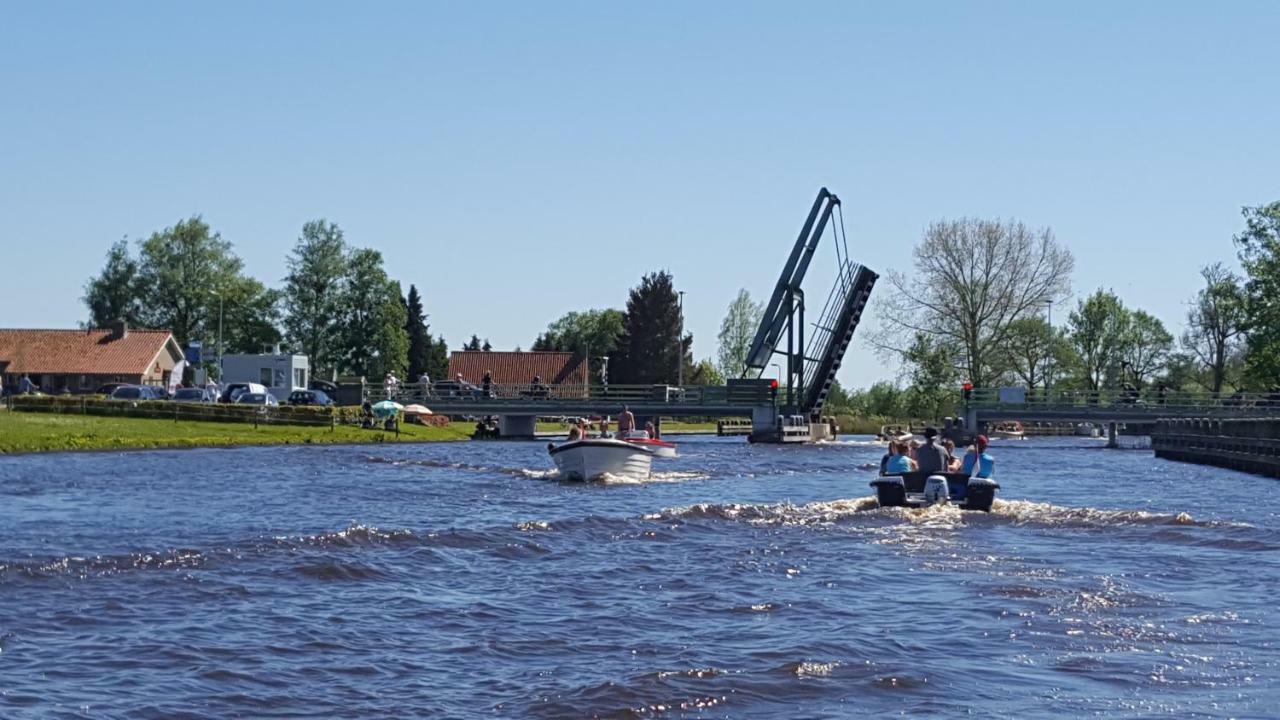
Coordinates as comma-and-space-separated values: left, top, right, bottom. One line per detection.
915, 427, 951, 474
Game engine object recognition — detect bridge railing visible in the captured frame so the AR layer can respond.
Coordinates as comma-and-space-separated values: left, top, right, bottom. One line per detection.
969, 387, 1280, 413
366, 382, 774, 407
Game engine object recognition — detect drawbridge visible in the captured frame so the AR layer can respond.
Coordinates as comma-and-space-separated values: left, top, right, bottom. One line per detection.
743, 187, 878, 440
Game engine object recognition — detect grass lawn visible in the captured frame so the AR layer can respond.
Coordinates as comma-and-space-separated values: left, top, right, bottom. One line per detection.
0, 410, 471, 454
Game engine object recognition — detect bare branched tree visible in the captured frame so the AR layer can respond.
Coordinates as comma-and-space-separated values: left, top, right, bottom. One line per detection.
873, 218, 1073, 387
1181, 262, 1247, 393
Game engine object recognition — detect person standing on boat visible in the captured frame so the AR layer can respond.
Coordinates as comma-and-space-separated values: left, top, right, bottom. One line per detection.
962, 435, 996, 478
915, 427, 950, 474
618, 405, 635, 438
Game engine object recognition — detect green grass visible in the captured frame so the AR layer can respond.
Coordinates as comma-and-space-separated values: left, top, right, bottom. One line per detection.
0, 410, 471, 454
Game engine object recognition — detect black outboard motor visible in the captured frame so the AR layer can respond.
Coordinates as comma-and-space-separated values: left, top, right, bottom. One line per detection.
964, 477, 999, 512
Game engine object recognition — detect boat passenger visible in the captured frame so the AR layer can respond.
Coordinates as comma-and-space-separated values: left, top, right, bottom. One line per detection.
885, 441, 916, 474
618, 405, 636, 438
915, 427, 950, 474
962, 435, 995, 478
599, 418, 610, 439
942, 438, 962, 472
879, 439, 896, 474
567, 426, 582, 441
645, 421, 658, 440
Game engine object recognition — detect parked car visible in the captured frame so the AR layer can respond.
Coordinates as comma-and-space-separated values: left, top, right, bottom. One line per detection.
95, 382, 132, 396
235, 392, 278, 407
309, 379, 339, 396
287, 389, 333, 407
219, 382, 268, 403
109, 385, 168, 402
172, 387, 217, 404
432, 380, 482, 398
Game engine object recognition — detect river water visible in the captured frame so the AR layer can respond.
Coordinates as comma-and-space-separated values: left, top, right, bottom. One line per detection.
1, 436, 1277, 718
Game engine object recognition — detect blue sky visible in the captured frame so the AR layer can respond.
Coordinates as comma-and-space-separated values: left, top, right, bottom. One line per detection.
2, 2, 1277, 388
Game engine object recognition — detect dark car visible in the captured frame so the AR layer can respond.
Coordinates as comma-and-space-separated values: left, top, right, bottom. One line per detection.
172, 387, 217, 404
218, 382, 267, 404
309, 379, 339, 396
432, 380, 482, 398
287, 389, 333, 407
95, 382, 132, 396
109, 385, 168, 402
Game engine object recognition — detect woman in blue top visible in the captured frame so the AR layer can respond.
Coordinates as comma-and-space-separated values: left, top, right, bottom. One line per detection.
961, 435, 995, 478
885, 441, 916, 474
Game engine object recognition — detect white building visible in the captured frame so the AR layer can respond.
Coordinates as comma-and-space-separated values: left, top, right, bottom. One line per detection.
221, 353, 309, 401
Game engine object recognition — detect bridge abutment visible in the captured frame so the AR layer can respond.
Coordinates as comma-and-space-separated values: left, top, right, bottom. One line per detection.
499, 415, 536, 439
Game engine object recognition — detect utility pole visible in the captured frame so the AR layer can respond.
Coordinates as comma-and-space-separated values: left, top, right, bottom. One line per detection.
677, 290, 685, 386
213, 290, 225, 382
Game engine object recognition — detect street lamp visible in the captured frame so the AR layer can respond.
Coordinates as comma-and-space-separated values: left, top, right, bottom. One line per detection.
211, 290, 225, 382
676, 291, 686, 386
1043, 300, 1053, 395
771, 363, 782, 380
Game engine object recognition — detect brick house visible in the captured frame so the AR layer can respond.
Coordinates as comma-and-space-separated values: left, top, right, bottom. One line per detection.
0, 322, 185, 394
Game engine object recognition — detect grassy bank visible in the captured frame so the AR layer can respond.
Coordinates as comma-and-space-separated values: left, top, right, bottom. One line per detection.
0, 410, 470, 454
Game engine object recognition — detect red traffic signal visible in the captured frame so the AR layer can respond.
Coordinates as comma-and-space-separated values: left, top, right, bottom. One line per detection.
770, 379, 779, 389
962, 382, 973, 391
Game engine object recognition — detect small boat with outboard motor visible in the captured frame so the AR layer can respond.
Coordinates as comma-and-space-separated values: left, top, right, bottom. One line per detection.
989, 421, 1025, 440
870, 470, 999, 512
547, 436, 665, 481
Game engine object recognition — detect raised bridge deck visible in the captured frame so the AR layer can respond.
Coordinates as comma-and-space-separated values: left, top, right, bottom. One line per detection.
367, 382, 770, 418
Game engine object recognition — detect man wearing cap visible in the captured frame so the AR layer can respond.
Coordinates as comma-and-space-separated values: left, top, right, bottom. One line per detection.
962, 435, 996, 479
915, 427, 950, 474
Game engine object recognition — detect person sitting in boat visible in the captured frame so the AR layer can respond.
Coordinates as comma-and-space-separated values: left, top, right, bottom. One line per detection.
962, 435, 996, 478
618, 405, 636, 438
598, 418, 611, 439
915, 427, 950, 474
942, 438, 962, 472
884, 441, 916, 474
879, 439, 897, 474
645, 421, 659, 440
567, 425, 582, 441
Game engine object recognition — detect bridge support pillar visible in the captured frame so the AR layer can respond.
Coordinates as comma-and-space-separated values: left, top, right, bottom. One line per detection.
1106, 421, 1118, 449
965, 407, 978, 436
499, 415, 536, 439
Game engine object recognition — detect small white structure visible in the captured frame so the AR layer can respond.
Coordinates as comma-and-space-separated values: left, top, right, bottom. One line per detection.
221, 353, 309, 402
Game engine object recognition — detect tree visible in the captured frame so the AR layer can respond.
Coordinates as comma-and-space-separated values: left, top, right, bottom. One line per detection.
687, 358, 725, 386
845, 381, 906, 418
1066, 289, 1130, 391
995, 316, 1068, 389
404, 284, 430, 379
612, 271, 691, 385
715, 288, 763, 378
283, 220, 347, 375
825, 378, 851, 411
337, 248, 407, 378
875, 218, 1073, 386
1235, 201, 1280, 388
83, 239, 143, 328
464, 335, 482, 351
901, 332, 959, 418
482, 339, 492, 352
220, 275, 282, 354
133, 216, 248, 346
1181, 263, 1247, 393
1119, 310, 1172, 389
533, 309, 626, 357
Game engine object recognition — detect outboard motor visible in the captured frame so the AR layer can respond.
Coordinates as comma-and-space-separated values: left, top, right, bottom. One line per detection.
923, 475, 950, 505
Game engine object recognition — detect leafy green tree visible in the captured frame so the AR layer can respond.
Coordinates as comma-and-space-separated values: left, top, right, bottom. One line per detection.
1066, 289, 1131, 391
846, 381, 907, 417
687, 358, 725, 386
533, 309, 626, 357
83, 239, 143, 328
715, 288, 763, 378
902, 332, 959, 418
1120, 310, 1173, 389
1235, 201, 1280, 388
426, 335, 449, 380
338, 248, 407, 378
612, 271, 691, 385
993, 316, 1068, 389
1181, 262, 1247, 394
133, 216, 248, 346
283, 220, 347, 374
825, 378, 851, 411
220, 275, 282, 353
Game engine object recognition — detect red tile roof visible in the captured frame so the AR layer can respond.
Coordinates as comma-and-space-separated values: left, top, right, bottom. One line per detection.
448, 351, 586, 386
0, 328, 182, 375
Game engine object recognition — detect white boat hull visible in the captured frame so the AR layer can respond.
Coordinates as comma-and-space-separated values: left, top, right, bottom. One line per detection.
550, 439, 654, 481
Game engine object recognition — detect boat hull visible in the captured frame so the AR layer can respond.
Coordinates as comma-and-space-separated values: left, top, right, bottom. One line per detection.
870, 471, 999, 512
550, 439, 654, 481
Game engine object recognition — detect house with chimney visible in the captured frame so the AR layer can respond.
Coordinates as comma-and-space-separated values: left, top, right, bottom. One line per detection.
0, 322, 185, 394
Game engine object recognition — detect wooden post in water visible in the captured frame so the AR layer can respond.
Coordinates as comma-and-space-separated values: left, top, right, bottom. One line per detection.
1107, 421, 1118, 449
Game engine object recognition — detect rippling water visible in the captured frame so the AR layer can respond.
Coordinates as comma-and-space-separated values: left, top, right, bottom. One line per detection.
2, 436, 1277, 718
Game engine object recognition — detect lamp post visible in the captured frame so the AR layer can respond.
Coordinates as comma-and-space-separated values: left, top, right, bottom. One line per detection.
676, 291, 686, 386
1043, 300, 1053, 395
771, 363, 782, 380
212, 290, 225, 382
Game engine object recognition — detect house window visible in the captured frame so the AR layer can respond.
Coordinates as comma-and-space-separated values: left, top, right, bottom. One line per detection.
259, 368, 272, 386
294, 368, 306, 388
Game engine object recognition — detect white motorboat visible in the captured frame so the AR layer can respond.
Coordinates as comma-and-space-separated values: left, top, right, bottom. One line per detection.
989, 421, 1025, 440
548, 438, 654, 481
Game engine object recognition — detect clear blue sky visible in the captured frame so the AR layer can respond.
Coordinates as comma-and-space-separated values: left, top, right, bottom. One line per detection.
3, 2, 1277, 388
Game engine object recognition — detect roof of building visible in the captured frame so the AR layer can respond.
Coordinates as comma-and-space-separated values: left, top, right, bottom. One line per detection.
0, 328, 183, 375
448, 351, 586, 386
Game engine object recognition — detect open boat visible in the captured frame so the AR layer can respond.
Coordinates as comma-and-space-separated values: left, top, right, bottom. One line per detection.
547, 438, 654, 481
990, 421, 1025, 440
870, 471, 999, 512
